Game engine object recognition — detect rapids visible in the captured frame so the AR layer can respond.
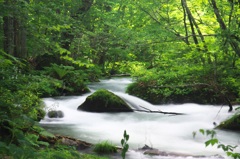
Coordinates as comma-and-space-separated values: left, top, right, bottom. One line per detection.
40, 77, 239, 159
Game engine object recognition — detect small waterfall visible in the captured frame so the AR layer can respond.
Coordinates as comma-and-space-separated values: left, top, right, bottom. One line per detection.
115, 92, 161, 111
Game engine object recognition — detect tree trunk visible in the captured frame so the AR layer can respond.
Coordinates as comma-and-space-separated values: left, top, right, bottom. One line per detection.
181, 0, 208, 50
3, 16, 14, 55
13, 18, 27, 57
209, 0, 240, 57
181, 0, 199, 45
181, 0, 208, 64
60, 0, 94, 53
3, 0, 27, 58
181, 0, 190, 45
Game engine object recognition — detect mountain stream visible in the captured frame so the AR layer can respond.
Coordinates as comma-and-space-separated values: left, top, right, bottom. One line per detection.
40, 77, 239, 159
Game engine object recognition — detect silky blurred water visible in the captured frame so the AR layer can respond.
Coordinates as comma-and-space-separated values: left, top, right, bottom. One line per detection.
40, 77, 240, 159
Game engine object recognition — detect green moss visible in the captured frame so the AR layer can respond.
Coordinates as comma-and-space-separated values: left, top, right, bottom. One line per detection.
216, 113, 240, 130
78, 89, 133, 112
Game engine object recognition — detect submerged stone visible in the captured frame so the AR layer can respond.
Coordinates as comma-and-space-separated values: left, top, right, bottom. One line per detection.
47, 110, 64, 118
77, 89, 133, 112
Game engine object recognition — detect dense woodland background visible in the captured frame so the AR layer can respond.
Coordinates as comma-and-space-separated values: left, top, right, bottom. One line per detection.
0, 0, 239, 158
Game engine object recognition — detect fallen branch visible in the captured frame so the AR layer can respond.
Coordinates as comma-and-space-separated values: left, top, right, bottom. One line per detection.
134, 106, 186, 115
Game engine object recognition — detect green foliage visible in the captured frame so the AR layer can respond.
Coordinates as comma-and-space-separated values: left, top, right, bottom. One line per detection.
196, 129, 240, 159
2, 0, 240, 105
121, 130, 129, 159
42, 63, 90, 96
127, 58, 240, 104
199, 129, 217, 138
48, 64, 74, 80
37, 144, 81, 159
0, 54, 84, 159
27, 75, 63, 97
93, 141, 117, 154
80, 154, 109, 159
0, 0, 240, 157
123, 0, 240, 104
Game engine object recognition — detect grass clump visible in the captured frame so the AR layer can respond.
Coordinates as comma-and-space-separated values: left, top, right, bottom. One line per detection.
80, 154, 109, 159
93, 141, 117, 154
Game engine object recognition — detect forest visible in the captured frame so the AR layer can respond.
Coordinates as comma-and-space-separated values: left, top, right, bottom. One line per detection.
0, 0, 239, 158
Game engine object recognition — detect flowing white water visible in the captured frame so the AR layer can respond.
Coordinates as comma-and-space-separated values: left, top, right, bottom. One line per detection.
40, 77, 240, 159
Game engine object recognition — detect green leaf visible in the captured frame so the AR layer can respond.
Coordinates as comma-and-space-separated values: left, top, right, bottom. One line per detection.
125, 144, 129, 151
206, 130, 216, 138
205, 138, 218, 147
126, 135, 129, 141
37, 141, 49, 147
121, 139, 124, 146
199, 129, 205, 135
39, 130, 55, 138
124, 130, 127, 137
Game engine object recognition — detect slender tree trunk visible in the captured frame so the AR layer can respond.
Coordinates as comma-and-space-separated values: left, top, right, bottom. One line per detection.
3, 0, 27, 58
13, 18, 27, 57
3, 16, 14, 55
181, 0, 190, 45
209, 0, 240, 57
209, 0, 227, 29
61, 0, 94, 53
181, 0, 199, 45
98, 50, 107, 73
181, 0, 208, 49
181, 0, 209, 64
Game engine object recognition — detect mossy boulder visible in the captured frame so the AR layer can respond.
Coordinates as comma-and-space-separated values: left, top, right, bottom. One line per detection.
77, 89, 133, 112
216, 113, 240, 130
126, 81, 237, 105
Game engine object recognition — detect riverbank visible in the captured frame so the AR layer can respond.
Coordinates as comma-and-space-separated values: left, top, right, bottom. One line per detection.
39, 132, 226, 159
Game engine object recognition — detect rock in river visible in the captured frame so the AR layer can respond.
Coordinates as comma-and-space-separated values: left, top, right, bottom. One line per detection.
47, 110, 64, 118
77, 89, 133, 112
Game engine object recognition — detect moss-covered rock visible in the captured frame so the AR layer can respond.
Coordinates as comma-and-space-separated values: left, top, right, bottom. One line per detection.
77, 89, 133, 112
216, 113, 240, 130
126, 81, 237, 105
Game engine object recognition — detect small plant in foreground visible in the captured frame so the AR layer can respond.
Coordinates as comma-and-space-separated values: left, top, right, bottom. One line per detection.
121, 130, 129, 159
194, 129, 240, 159
93, 141, 117, 154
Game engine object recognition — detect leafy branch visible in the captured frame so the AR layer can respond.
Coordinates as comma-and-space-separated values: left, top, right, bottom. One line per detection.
196, 129, 240, 159
121, 130, 129, 159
